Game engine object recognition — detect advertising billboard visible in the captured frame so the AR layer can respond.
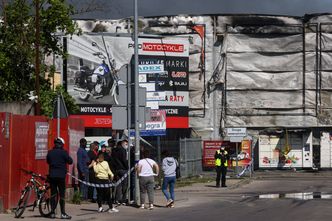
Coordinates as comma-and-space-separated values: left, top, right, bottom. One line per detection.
66, 34, 189, 129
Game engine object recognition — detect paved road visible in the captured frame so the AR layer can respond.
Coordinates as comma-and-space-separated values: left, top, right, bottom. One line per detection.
2, 171, 332, 221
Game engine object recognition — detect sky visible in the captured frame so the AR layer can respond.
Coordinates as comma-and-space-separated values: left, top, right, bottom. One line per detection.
72, 0, 332, 20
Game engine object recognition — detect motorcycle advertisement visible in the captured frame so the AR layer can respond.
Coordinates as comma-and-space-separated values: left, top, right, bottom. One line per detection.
66, 34, 189, 128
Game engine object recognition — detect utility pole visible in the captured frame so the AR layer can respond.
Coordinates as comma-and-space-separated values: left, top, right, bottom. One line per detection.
35, 0, 41, 115
134, 0, 140, 204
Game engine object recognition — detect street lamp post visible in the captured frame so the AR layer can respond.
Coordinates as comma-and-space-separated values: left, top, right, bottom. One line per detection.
134, 0, 140, 205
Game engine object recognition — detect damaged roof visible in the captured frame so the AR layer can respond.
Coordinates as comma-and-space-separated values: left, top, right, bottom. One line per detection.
73, 0, 332, 20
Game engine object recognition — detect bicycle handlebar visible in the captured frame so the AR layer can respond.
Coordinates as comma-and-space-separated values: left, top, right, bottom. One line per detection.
21, 168, 47, 181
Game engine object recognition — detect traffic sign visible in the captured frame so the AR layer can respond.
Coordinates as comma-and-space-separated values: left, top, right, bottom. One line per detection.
226, 128, 247, 137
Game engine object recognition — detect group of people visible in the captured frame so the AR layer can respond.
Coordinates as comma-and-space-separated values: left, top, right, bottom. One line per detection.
45, 136, 179, 219
45, 136, 230, 219
76, 137, 133, 213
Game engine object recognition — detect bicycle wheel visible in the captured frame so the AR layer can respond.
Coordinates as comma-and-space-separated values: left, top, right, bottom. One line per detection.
39, 187, 58, 217
14, 186, 31, 218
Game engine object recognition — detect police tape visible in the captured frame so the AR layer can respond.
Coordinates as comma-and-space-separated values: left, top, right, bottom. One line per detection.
67, 168, 134, 188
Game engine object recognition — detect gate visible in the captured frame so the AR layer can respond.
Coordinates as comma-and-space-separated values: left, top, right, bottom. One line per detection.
179, 138, 203, 178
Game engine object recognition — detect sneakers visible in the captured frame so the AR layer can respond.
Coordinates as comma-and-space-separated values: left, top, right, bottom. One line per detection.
148, 204, 154, 210
98, 207, 104, 213
140, 204, 145, 209
60, 213, 71, 219
166, 199, 173, 207
108, 207, 119, 213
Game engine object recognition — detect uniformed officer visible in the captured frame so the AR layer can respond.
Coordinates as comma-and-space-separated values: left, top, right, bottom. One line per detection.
214, 146, 229, 188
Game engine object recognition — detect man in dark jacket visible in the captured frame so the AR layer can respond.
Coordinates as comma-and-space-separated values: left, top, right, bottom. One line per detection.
47, 137, 73, 219
77, 138, 89, 200
112, 139, 129, 205
214, 146, 229, 188
87, 142, 98, 201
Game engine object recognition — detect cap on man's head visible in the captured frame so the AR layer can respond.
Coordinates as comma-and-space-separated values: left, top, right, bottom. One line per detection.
220, 146, 225, 150
55, 137, 65, 145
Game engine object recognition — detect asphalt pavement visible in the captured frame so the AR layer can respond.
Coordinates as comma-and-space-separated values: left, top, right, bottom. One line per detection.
2, 170, 332, 221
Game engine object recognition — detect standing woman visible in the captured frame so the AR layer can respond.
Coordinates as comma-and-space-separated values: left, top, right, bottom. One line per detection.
137, 149, 159, 210
161, 150, 178, 208
93, 153, 119, 213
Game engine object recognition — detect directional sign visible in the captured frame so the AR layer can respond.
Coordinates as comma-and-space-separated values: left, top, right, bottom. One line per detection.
226, 128, 247, 137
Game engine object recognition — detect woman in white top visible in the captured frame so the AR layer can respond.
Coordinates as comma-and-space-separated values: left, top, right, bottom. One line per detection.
136, 149, 159, 210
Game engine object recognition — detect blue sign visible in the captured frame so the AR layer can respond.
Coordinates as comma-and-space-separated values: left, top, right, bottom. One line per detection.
130, 129, 166, 137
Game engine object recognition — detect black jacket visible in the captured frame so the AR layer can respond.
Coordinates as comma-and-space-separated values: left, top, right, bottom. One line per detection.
46, 143, 73, 178
112, 146, 128, 171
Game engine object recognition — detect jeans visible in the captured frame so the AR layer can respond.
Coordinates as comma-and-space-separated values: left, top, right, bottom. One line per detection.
139, 176, 155, 205
115, 169, 128, 203
79, 171, 89, 200
162, 176, 176, 201
49, 177, 66, 214
129, 171, 135, 201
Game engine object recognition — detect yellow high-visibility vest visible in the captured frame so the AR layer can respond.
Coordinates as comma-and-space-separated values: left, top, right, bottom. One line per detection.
215, 150, 228, 167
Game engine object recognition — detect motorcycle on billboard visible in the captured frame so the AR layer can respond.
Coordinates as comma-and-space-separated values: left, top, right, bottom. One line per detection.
73, 37, 122, 104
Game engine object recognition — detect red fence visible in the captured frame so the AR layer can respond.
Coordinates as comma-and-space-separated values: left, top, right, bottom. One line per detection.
0, 113, 84, 210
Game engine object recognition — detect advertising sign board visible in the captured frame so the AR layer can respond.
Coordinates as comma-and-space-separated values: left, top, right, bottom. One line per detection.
66, 34, 189, 129
202, 140, 231, 168
35, 122, 49, 160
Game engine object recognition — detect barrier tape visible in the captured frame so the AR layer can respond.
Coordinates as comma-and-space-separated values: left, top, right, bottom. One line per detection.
67, 168, 134, 188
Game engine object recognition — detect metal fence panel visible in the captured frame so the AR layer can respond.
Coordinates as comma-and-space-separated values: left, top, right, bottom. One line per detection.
180, 138, 203, 178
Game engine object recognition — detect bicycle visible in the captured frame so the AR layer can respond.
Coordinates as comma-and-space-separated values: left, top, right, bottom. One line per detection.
14, 169, 57, 218
236, 162, 253, 178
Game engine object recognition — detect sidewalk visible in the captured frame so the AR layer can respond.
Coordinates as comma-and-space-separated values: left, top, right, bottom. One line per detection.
0, 176, 247, 220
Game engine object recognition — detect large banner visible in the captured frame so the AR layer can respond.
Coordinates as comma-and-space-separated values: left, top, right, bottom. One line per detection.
66, 34, 189, 128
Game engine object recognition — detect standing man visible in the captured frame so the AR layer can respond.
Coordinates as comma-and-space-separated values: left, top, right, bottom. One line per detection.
47, 137, 73, 219
77, 138, 89, 200
112, 139, 129, 205
215, 146, 229, 188
87, 142, 98, 202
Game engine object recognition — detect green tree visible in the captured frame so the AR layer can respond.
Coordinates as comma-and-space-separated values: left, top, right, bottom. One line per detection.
0, 0, 80, 115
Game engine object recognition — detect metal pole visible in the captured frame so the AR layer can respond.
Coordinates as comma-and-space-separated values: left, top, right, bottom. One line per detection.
57, 93, 60, 137
212, 16, 217, 139
157, 136, 161, 186
235, 142, 239, 176
134, 0, 140, 205
35, 0, 41, 115
127, 64, 131, 202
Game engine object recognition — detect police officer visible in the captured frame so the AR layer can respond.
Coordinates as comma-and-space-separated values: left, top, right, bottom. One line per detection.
215, 146, 229, 188
47, 137, 73, 219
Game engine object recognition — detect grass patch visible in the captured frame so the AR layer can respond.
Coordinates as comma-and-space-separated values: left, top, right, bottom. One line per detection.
71, 191, 81, 205
176, 175, 214, 188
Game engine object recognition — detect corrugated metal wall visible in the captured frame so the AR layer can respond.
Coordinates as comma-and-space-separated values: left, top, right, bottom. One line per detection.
0, 113, 84, 210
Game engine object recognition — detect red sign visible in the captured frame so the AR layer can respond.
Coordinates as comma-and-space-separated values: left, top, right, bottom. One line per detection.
142, 43, 184, 53
71, 115, 112, 128
166, 116, 188, 128
203, 140, 230, 168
